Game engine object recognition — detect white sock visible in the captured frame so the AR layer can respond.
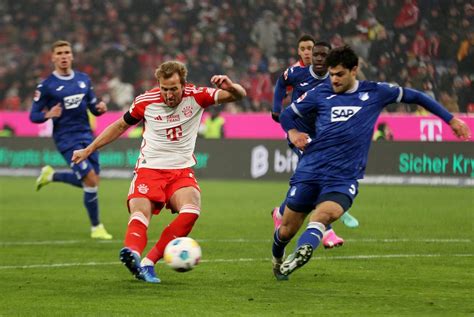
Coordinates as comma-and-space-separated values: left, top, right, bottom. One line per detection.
141, 257, 154, 267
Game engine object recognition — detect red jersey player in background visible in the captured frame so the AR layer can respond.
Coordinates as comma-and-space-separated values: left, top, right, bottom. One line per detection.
72, 61, 246, 283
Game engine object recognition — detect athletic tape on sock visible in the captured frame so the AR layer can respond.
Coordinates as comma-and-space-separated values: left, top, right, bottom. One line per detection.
129, 212, 149, 227
179, 204, 201, 216
83, 186, 98, 193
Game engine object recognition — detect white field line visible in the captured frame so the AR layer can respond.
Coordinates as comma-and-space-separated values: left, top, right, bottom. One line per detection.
0, 238, 471, 246
0, 253, 472, 270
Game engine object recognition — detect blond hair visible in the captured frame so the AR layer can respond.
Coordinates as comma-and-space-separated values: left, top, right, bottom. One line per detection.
154, 61, 187, 85
51, 40, 72, 52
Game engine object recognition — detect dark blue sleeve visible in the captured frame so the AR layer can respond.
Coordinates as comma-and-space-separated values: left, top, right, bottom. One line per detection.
29, 84, 48, 123
280, 90, 318, 132
376, 82, 403, 107
85, 77, 102, 116
272, 75, 288, 114
402, 88, 453, 123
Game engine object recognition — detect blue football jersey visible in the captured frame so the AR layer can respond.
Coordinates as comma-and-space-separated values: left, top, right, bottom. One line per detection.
273, 65, 330, 136
30, 71, 102, 152
286, 80, 403, 181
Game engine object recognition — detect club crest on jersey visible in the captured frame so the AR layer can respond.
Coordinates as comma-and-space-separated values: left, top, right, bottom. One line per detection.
296, 92, 308, 103
63, 93, 85, 109
34, 90, 41, 102
358, 92, 369, 101
78, 81, 86, 89
167, 114, 180, 122
182, 105, 193, 118
137, 184, 149, 194
331, 106, 361, 122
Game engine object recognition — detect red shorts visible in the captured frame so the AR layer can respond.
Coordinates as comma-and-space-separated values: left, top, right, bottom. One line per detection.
127, 167, 200, 214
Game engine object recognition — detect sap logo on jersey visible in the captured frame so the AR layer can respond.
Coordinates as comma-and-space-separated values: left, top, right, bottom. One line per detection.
63, 93, 85, 109
331, 106, 361, 122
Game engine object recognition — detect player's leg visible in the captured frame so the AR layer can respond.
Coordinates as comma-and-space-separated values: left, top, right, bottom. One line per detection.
143, 186, 201, 265
120, 197, 159, 283
80, 169, 112, 239
272, 205, 307, 280
72, 149, 112, 239
36, 147, 89, 191
36, 165, 82, 191
140, 168, 200, 283
281, 182, 357, 276
280, 199, 345, 276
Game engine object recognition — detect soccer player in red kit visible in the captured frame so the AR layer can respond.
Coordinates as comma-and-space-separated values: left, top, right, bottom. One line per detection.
72, 61, 246, 283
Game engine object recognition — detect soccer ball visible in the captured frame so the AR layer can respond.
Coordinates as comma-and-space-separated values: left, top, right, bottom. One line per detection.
164, 237, 201, 272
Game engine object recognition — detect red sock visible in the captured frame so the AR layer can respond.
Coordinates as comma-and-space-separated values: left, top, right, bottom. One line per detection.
124, 213, 149, 255
146, 211, 199, 263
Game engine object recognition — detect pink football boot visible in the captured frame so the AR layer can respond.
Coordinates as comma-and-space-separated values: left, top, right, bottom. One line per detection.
272, 207, 282, 230
322, 229, 344, 249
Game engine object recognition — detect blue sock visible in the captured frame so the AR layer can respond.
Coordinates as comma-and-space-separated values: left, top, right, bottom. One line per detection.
326, 223, 332, 231
53, 172, 82, 188
296, 222, 325, 250
278, 201, 285, 217
272, 228, 290, 259
83, 186, 100, 226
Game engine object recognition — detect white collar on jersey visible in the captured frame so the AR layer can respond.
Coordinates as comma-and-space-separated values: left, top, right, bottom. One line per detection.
345, 80, 359, 94
309, 66, 329, 80
53, 70, 75, 80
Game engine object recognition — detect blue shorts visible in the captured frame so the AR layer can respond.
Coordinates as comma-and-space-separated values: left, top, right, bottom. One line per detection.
285, 180, 359, 213
61, 142, 100, 180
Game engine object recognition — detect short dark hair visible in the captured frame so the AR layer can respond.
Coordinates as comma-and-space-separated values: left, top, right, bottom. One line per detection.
325, 45, 359, 69
314, 41, 331, 50
297, 34, 315, 45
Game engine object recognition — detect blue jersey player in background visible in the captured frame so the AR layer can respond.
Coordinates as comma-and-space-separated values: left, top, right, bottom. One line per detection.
30, 40, 113, 240
272, 45, 471, 279
271, 41, 359, 265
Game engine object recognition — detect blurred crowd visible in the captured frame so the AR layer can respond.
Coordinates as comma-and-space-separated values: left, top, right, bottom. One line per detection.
1, 0, 473, 113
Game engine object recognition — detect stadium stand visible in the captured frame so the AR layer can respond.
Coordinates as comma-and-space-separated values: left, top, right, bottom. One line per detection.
1, 0, 473, 113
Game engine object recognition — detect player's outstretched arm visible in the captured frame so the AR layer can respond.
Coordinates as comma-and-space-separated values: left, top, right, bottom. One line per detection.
211, 75, 246, 103
401, 88, 471, 140
72, 117, 131, 164
449, 117, 471, 140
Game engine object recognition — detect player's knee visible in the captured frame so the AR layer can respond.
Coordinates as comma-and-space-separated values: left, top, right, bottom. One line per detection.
278, 224, 296, 241
82, 170, 99, 187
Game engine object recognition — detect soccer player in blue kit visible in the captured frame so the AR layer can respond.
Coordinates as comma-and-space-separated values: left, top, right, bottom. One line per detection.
271, 41, 359, 255
30, 40, 113, 240
272, 45, 471, 279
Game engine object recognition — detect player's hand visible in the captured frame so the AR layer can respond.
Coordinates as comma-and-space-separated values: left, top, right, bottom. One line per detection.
271, 111, 280, 123
72, 148, 91, 165
45, 103, 62, 119
288, 129, 310, 150
449, 117, 471, 140
95, 101, 108, 113
210, 75, 233, 90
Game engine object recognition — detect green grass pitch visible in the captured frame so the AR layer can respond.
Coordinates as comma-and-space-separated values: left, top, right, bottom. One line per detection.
0, 177, 473, 316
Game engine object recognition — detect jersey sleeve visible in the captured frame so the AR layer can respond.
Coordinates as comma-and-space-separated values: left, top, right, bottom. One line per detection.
128, 96, 146, 121
376, 82, 404, 106
280, 89, 318, 132
272, 74, 288, 113
29, 82, 49, 123
194, 87, 219, 108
